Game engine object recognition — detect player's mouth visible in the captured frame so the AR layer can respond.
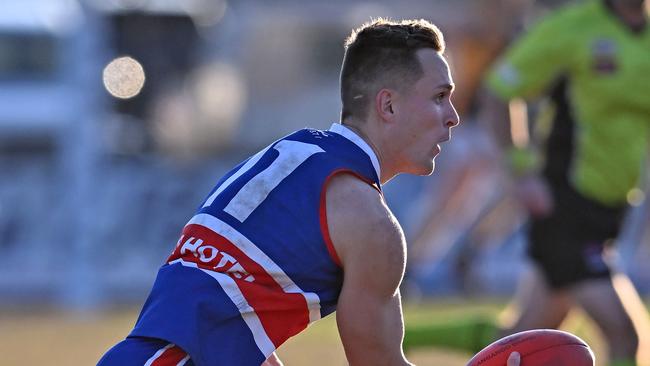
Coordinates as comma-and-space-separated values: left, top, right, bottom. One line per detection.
434, 136, 450, 155
433, 144, 441, 156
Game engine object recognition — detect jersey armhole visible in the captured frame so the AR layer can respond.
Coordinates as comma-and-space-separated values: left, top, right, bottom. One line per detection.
318, 169, 382, 269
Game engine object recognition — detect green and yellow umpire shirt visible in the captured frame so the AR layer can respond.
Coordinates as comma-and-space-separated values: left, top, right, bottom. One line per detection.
486, 0, 650, 207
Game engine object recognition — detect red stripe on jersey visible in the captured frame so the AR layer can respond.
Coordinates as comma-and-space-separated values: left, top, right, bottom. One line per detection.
319, 169, 382, 268
168, 224, 310, 348
150, 344, 188, 366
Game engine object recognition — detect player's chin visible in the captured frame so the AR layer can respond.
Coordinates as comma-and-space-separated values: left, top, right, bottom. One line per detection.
413, 160, 436, 176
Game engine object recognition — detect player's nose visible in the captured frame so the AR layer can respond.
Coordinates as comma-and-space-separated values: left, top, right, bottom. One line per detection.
446, 103, 460, 128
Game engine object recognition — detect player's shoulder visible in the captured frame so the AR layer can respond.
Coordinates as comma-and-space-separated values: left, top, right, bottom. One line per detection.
325, 172, 384, 220
325, 173, 404, 262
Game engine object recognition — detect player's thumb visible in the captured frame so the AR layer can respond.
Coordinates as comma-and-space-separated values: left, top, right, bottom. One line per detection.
506, 352, 521, 366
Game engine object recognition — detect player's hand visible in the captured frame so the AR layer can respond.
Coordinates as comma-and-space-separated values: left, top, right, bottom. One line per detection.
515, 175, 553, 217
507, 352, 521, 366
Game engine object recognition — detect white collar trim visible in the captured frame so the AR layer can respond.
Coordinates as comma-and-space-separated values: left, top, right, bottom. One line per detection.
328, 123, 381, 180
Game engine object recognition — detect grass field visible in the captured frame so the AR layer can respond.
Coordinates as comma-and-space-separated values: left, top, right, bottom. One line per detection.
0, 299, 619, 365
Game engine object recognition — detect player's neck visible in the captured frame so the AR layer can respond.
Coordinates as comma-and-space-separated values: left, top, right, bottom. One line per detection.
340, 121, 389, 184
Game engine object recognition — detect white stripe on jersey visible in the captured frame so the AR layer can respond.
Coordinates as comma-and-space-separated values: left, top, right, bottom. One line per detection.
177, 355, 191, 366
143, 343, 175, 366
202, 145, 272, 208
187, 213, 322, 323
172, 259, 277, 358
223, 140, 324, 222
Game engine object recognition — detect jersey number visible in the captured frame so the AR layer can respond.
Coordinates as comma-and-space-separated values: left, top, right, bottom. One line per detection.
202, 140, 324, 222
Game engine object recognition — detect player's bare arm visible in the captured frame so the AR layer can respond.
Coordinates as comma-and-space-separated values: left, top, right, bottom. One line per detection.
261, 352, 284, 366
326, 172, 411, 366
479, 88, 552, 217
477, 88, 512, 149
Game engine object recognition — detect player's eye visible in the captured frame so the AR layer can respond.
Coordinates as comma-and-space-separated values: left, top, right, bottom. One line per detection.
435, 92, 446, 103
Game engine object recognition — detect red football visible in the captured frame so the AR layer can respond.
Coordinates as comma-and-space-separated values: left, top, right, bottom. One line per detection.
466, 329, 594, 366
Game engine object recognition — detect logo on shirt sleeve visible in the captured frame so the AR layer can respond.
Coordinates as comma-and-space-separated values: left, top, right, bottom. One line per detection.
591, 38, 618, 74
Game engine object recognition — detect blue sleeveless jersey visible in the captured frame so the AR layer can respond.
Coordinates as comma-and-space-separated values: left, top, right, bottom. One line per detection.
130, 125, 381, 366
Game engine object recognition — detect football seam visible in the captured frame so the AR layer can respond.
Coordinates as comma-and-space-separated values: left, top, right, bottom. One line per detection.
522, 342, 590, 358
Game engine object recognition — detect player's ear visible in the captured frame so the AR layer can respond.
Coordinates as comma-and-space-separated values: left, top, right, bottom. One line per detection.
375, 88, 396, 122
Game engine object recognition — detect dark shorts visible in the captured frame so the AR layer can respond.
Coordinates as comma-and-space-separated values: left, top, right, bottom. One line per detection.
97, 336, 194, 366
527, 183, 626, 289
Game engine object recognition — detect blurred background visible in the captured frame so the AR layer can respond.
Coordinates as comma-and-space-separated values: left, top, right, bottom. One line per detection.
0, 0, 648, 365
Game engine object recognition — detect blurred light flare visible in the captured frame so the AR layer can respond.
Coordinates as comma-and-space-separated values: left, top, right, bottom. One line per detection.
627, 187, 645, 207
102, 56, 146, 99
182, 0, 228, 28
192, 63, 245, 124
152, 62, 246, 157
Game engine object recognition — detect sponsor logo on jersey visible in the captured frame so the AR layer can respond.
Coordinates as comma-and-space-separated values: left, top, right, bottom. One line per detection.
168, 234, 255, 282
